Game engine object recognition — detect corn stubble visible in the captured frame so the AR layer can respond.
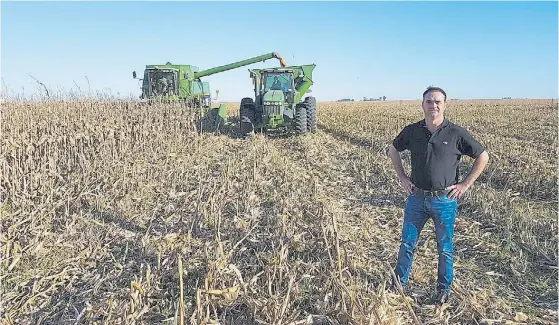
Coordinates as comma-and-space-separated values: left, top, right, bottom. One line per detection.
1, 97, 557, 324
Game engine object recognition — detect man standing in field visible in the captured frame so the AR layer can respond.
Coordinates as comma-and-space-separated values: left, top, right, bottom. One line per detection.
388, 86, 489, 305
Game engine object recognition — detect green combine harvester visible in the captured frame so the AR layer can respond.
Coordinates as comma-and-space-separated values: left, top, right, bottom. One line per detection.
239, 64, 317, 136
132, 52, 288, 131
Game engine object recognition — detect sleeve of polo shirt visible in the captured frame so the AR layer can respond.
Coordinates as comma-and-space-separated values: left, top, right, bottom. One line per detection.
458, 129, 485, 158
392, 126, 410, 152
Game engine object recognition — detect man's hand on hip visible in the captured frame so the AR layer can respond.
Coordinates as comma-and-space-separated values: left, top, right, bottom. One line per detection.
446, 182, 470, 199
399, 176, 415, 195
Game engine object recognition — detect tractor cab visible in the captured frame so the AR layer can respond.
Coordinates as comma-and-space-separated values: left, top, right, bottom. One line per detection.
257, 70, 297, 108
262, 71, 294, 93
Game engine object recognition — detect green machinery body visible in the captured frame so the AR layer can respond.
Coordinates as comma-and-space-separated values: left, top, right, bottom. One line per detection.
132, 52, 288, 128
239, 64, 317, 135
137, 64, 212, 103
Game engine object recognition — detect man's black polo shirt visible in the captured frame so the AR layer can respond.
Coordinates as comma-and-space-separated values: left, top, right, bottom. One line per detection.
393, 119, 485, 191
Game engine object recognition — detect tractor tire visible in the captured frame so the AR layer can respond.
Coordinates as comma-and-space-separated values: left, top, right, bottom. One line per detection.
295, 102, 308, 134
240, 97, 255, 136
304, 96, 317, 133
241, 97, 254, 107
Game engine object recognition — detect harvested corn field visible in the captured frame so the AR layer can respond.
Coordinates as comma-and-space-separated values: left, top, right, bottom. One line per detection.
1, 98, 557, 324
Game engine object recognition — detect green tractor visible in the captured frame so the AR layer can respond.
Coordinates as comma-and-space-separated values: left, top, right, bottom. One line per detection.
132, 52, 288, 131
239, 64, 317, 136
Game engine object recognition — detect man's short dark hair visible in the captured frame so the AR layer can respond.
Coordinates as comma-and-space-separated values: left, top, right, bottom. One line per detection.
423, 86, 447, 102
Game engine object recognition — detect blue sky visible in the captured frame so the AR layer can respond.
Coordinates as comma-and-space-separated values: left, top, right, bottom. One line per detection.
2, 1, 558, 101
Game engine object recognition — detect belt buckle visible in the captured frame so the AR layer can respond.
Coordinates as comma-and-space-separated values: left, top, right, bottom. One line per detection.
426, 190, 440, 197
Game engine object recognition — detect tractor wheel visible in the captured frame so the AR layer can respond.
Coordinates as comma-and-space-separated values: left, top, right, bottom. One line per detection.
304, 96, 317, 133
295, 102, 308, 134
240, 97, 255, 136
241, 97, 254, 107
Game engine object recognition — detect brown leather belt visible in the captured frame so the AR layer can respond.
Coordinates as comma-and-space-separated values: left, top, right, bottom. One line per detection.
413, 187, 451, 197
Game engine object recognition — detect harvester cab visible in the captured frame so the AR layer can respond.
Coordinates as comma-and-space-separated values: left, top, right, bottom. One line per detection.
240, 64, 317, 136
136, 67, 181, 98
132, 63, 212, 107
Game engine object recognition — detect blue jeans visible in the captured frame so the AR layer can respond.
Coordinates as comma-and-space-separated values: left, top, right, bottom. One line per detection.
394, 193, 458, 293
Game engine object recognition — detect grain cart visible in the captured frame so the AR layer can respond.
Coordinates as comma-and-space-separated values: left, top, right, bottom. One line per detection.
239, 64, 316, 136
132, 52, 287, 131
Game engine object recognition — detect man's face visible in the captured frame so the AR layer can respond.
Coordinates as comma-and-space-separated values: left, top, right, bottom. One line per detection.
422, 91, 446, 119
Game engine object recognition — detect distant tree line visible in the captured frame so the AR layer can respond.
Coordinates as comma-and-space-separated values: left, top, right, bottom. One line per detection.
336, 96, 388, 102
363, 96, 387, 101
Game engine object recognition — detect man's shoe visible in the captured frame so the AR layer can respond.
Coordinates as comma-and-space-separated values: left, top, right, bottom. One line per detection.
435, 290, 451, 305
